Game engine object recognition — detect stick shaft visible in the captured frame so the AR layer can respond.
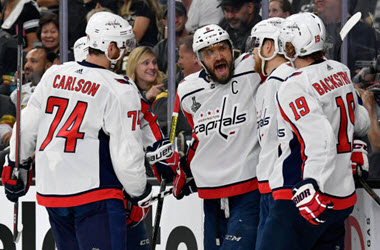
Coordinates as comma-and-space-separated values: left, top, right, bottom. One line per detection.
151, 93, 181, 250
13, 21, 24, 243
358, 177, 380, 206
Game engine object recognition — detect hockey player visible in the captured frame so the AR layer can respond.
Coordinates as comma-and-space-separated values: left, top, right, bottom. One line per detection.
249, 17, 295, 248
259, 13, 370, 249
171, 24, 262, 249
1, 12, 172, 249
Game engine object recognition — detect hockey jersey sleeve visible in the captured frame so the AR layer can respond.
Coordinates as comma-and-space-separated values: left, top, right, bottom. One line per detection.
139, 98, 164, 148
276, 80, 337, 191
353, 90, 370, 137
8, 83, 43, 164
103, 87, 147, 198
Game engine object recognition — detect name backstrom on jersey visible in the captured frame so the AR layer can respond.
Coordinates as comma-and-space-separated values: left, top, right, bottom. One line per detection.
194, 96, 247, 139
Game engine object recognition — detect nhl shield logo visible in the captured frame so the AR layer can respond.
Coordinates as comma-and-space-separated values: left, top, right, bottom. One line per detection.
191, 96, 201, 112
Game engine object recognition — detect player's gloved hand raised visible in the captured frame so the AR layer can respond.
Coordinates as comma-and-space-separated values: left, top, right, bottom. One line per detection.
292, 179, 334, 225
351, 140, 369, 180
124, 183, 152, 228
1, 154, 32, 202
172, 157, 197, 200
146, 138, 179, 183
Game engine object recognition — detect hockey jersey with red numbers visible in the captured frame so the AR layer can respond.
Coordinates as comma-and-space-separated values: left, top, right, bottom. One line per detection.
270, 59, 370, 210
256, 62, 295, 194
177, 56, 262, 199
8, 61, 163, 207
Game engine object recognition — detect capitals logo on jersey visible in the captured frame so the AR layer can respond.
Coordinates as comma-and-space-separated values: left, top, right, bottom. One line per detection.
194, 96, 247, 139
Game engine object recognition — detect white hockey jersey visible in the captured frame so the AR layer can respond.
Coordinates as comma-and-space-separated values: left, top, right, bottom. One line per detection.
270, 59, 370, 210
9, 61, 163, 207
10, 81, 36, 109
177, 56, 262, 199
256, 62, 294, 194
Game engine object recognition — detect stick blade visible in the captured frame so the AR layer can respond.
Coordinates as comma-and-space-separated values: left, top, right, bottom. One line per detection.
340, 12, 362, 41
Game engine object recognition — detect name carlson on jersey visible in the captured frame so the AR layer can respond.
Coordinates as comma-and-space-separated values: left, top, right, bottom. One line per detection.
312, 71, 351, 96
194, 96, 247, 139
52, 74, 100, 97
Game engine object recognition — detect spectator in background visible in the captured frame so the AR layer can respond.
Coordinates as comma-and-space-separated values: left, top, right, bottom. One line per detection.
269, 0, 291, 18
1, 0, 40, 51
185, 0, 224, 34
1, 47, 51, 149
37, 13, 59, 54
37, 12, 75, 61
153, 1, 188, 73
219, 0, 262, 56
10, 47, 51, 108
126, 46, 165, 105
315, 0, 377, 75
356, 84, 380, 179
177, 35, 202, 77
152, 35, 199, 136
121, 0, 163, 47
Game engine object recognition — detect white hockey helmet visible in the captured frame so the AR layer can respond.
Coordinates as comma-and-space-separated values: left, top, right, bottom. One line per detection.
279, 12, 326, 61
86, 12, 136, 69
192, 24, 233, 61
249, 17, 284, 75
73, 36, 88, 62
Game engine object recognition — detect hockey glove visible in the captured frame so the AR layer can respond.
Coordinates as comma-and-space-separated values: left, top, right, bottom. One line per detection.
292, 179, 334, 225
172, 157, 197, 200
146, 138, 179, 183
1, 154, 32, 202
124, 183, 152, 227
351, 140, 369, 180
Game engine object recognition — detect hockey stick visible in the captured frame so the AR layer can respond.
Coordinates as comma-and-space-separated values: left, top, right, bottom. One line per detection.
339, 12, 362, 41
151, 93, 181, 250
334, 12, 362, 60
141, 177, 194, 207
13, 21, 24, 243
358, 176, 380, 206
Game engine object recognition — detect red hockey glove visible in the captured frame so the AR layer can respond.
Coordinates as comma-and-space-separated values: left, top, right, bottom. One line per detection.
292, 179, 334, 225
2, 154, 32, 202
146, 138, 179, 183
172, 157, 197, 200
351, 140, 369, 180
124, 183, 152, 228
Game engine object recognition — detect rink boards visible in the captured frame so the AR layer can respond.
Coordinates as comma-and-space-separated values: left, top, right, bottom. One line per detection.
0, 186, 378, 250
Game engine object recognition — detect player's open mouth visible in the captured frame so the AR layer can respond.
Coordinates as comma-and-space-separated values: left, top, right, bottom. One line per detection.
215, 62, 227, 74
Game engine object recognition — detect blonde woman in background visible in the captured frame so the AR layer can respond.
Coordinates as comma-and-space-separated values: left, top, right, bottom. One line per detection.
127, 46, 165, 104
120, 0, 163, 47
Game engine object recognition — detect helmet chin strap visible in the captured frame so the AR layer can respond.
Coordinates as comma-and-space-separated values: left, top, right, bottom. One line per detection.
258, 46, 278, 76
105, 48, 125, 71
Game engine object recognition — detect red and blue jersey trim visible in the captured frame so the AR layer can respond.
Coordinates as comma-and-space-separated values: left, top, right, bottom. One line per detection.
258, 180, 272, 194
37, 188, 124, 207
197, 177, 258, 199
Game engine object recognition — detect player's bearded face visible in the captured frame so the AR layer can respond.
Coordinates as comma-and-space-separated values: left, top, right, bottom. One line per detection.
253, 48, 263, 74
201, 42, 233, 84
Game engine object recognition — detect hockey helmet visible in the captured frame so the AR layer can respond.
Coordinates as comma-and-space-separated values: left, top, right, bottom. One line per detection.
279, 12, 326, 60
192, 24, 233, 61
73, 36, 88, 62
249, 17, 284, 75
86, 12, 136, 68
